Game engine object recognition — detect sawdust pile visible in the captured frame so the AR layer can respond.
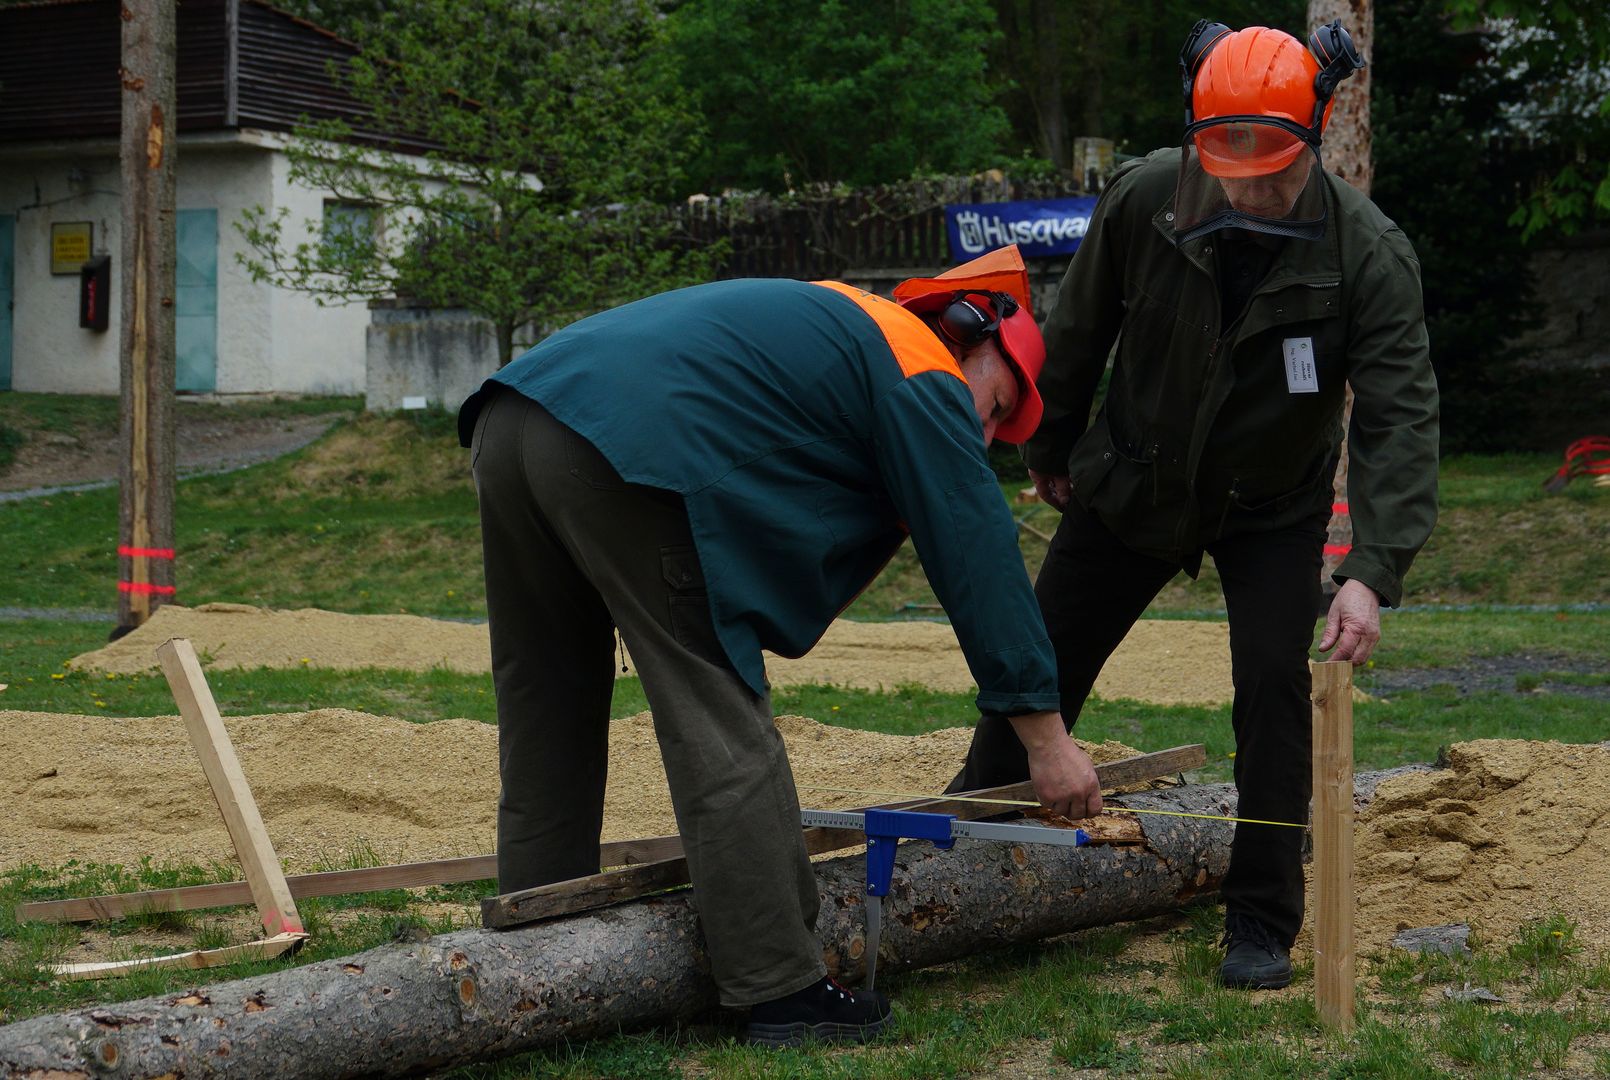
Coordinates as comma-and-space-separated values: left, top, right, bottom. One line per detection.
0, 707, 1137, 875
1349, 739, 1610, 956
69, 604, 1236, 706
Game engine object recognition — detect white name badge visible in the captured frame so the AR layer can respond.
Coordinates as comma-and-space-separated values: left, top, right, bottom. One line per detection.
1283, 337, 1319, 394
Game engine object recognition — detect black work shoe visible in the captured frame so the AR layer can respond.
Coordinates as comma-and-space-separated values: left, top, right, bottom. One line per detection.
745, 976, 892, 1047
1219, 913, 1293, 990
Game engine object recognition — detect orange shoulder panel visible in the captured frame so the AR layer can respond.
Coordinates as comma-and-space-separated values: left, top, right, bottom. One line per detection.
810, 281, 965, 382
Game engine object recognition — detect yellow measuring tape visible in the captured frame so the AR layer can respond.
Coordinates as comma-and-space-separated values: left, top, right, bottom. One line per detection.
797, 785, 1310, 830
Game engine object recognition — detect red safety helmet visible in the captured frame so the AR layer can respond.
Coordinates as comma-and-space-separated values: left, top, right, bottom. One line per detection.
893, 246, 1045, 445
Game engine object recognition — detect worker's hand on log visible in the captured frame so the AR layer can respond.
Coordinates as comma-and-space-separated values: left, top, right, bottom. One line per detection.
1318, 578, 1382, 665
1028, 468, 1071, 512
1008, 710, 1103, 820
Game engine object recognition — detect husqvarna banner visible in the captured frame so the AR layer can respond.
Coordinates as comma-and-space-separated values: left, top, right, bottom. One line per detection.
945, 197, 1099, 261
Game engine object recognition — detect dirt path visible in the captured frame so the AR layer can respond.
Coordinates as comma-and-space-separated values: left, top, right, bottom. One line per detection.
0, 411, 341, 498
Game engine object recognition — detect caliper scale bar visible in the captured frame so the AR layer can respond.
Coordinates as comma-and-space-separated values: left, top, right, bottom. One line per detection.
801, 807, 1089, 991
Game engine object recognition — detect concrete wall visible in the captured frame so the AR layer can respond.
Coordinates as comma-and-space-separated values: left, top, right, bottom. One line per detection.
1513, 233, 1610, 371
365, 303, 500, 413
262, 147, 371, 395
0, 153, 122, 392
0, 132, 371, 396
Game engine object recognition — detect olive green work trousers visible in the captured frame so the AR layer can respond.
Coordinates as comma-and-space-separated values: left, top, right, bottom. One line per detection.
469, 387, 825, 1007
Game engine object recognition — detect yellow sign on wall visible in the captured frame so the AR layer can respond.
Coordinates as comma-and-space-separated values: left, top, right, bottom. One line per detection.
51, 222, 93, 275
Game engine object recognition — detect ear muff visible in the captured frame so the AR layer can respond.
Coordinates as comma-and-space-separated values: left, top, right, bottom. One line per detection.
1179, 19, 1232, 125
1180, 19, 1365, 141
1306, 19, 1365, 128
939, 291, 1019, 348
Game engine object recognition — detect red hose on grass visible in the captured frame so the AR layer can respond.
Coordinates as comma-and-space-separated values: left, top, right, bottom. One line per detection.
1543, 436, 1610, 493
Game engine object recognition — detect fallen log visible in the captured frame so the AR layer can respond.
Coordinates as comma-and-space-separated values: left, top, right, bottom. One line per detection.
483, 743, 1205, 928
0, 773, 1417, 1079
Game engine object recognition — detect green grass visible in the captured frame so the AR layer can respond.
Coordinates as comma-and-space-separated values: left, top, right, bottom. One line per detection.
4, 404, 1607, 617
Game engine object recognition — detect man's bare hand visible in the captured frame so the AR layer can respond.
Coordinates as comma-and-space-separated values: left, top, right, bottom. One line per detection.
1318, 578, 1382, 665
1028, 468, 1071, 512
1008, 711, 1103, 820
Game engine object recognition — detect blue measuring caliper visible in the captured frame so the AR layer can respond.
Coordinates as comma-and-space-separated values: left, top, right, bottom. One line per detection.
799, 807, 1090, 990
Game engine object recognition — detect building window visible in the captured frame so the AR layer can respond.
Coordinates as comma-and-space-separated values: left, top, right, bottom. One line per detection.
322, 201, 376, 253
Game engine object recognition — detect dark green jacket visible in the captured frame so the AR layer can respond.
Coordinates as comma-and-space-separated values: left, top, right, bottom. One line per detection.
460, 278, 1060, 715
1024, 149, 1439, 605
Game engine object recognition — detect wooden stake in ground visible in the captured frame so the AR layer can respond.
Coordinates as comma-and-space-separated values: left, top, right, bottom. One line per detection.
157, 638, 304, 938
116, 0, 179, 634
1311, 659, 1355, 1031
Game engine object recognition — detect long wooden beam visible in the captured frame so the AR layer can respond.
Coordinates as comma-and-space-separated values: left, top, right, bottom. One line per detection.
17, 744, 1205, 927
482, 743, 1206, 929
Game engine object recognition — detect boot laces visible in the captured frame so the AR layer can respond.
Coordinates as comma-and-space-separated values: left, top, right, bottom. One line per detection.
1222, 913, 1280, 954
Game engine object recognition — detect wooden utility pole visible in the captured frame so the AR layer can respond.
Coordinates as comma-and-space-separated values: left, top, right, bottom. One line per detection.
1309, 0, 1374, 599
116, 0, 179, 636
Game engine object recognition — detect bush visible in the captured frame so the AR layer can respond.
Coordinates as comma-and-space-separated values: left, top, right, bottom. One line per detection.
0, 423, 23, 473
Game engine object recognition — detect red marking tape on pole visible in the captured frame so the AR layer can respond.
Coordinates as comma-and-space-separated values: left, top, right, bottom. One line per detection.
118, 546, 175, 559
1323, 544, 1352, 557
118, 581, 177, 595
1331, 503, 1348, 515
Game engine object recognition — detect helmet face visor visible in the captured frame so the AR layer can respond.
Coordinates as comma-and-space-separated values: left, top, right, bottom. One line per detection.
1172, 134, 1326, 244
1192, 117, 1308, 177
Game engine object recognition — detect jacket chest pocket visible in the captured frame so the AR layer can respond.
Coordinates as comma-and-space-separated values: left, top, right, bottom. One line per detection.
1239, 284, 1345, 410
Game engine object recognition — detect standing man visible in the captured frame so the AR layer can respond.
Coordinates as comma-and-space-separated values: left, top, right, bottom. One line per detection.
947, 23, 1439, 989
458, 246, 1103, 1046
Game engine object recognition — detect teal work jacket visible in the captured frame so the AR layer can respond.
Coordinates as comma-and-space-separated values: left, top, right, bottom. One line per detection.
458, 278, 1059, 715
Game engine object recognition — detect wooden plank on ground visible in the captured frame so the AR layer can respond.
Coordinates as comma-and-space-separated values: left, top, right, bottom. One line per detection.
18, 745, 1204, 928
50, 932, 308, 982
17, 842, 671, 926
1311, 661, 1356, 1032
482, 744, 1206, 929
157, 637, 304, 938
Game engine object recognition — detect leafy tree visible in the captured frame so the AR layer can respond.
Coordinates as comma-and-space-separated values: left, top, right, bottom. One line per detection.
1371, 0, 1539, 450
989, 0, 1307, 167
668, 0, 1011, 192
1444, 0, 1610, 242
270, 0, 388, 42
238, 0, 713, 365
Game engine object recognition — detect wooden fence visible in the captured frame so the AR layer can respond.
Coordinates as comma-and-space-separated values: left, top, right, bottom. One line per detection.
671, 175, 1097, 281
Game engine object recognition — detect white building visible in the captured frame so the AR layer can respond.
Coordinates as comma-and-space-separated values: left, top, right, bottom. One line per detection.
0, 0, 419, 397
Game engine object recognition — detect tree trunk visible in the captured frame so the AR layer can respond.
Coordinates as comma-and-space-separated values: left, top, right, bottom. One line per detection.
0, 772, 1428, 1078
115, 0, 179, 635
1308, 0, 1374, 595
1031, 0, 1069, 174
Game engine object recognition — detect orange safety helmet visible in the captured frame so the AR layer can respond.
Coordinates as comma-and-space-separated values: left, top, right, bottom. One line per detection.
893, 245, 1045, 445
1180, 21, 1363, 177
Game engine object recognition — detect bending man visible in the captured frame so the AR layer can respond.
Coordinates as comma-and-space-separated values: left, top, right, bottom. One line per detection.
458, 246, 1102, 1046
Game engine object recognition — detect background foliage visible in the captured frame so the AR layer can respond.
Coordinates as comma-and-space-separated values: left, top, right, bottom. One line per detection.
248, 0, 1610, 449
238, 0, 715, 364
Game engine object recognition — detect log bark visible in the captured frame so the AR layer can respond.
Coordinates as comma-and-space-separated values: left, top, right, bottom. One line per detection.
0, 775, 1416, 1079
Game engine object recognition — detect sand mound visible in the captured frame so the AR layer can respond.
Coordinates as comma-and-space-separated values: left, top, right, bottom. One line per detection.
1351, 739, 1610, 956
71, 604, 492, 676
0, 707, 1135, 875
70, 604, 1236, 706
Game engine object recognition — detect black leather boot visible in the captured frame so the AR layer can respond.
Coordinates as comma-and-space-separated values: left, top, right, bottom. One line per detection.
1219, 913, 1293, 989
745, 976, 892, 1047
